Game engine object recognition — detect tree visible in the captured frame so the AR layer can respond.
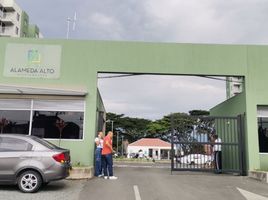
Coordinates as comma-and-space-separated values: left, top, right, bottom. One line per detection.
146, 112, 209, 154
105, 111, 213, 154
105, 112, 151, 146
146, 112, 195, 141
189, 110, 210, 116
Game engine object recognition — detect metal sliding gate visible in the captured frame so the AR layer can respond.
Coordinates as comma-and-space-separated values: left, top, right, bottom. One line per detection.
171, 115, 246, 175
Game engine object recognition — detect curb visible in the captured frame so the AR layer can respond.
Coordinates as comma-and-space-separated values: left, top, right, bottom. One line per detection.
248, 171, 268, 183
67, 166, 94, 180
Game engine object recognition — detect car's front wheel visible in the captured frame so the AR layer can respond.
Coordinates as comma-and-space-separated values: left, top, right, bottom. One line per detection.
17, 170, 42, 193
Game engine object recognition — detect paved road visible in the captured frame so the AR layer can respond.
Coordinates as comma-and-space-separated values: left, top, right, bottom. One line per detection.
1, 167, 268, 200
0, 179, 86, 200
80, 168, 268, 200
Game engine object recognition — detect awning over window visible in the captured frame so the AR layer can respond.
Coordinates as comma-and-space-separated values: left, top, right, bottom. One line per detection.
0, 85, 87, 96
257, 106, 268, 117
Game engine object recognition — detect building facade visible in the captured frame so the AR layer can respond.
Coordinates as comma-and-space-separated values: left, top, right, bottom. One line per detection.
0, 0, 41, 38
0, 38, 268, 173
226, 77, 243, 99
127, 138, 171, 160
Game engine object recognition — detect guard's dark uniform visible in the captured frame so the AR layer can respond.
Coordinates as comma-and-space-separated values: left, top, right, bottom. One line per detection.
213, 138, 222, 173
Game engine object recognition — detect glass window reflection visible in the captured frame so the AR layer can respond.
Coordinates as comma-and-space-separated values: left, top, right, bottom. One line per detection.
0, 111, 30, 134
258, 117, 268, 153
31, 111, 83, 139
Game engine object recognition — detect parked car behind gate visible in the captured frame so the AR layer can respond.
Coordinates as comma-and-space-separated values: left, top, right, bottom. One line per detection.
0, 134, 71, 193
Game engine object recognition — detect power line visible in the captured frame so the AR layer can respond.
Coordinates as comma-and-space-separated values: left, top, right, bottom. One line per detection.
98, 74, 139, 79
98, 73, 243, 83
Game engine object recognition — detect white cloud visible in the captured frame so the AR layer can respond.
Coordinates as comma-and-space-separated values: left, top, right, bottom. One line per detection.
98, 75, 226, 120
83, 12, 124, 39
19, 0, 268, 43
142, 0, 268, 43
18, 0, 257, 119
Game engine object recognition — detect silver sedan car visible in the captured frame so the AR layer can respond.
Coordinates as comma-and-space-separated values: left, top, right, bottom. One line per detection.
0, 134, 71, 193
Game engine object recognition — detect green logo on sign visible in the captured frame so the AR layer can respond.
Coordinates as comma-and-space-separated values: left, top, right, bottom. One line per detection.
28, 49, 41, 64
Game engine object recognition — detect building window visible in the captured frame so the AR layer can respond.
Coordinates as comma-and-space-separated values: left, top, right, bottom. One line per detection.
258, 117, 268, 153
257, 106, 268, 153
0, 110, 30, 134
0, 23, 3, 33
32, 111, 83, 139
0, 99, 31, 135
0, 99, 85, 140
15, 27, 19, 35
2, 23, 5, 33
16, 13, 20, 21
0, 8, 3, 19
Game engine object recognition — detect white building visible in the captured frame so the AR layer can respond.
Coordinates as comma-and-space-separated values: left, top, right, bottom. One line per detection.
0, 0, 22, 37
0, 0, 41, 38
226, 77, 243, 99
127, 138, 171, 160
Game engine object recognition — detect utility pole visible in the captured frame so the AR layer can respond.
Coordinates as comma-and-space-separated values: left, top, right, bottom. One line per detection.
116, 131, 119, 154
66, 17, 71, 39
106, 119, 116, 152
121, 135, 124, 155
106, 119, 114, 132
66, 12, 77, 39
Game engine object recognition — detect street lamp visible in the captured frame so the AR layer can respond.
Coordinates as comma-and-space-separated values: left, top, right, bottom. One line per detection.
121, 135, 124, 155
116, 131, 119, 154
106, 119, 118, 153
105, 119, 114, 132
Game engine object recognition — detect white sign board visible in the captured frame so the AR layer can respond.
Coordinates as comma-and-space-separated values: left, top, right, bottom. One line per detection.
4, 43, 62, 79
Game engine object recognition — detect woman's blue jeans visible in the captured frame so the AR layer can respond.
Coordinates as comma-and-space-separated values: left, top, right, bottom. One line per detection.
94, 148, 102, 176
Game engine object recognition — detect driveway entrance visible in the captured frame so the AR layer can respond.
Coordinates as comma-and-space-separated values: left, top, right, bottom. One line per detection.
79, 167, 268, 200
1, 167, 267, 200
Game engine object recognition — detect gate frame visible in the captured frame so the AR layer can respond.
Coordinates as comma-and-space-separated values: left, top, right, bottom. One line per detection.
171, 115, 246, 175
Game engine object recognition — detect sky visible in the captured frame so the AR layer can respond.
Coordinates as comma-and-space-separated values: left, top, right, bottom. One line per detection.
17, 0, 265, 120
98, 74, 226, 120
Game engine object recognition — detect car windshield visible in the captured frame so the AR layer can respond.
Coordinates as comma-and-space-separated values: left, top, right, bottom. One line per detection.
31, 136, 59, 150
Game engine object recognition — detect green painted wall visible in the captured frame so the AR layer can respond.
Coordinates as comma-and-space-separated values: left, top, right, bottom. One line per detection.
210, 92, 246, 117
0, 37, 267, 170
210, 92, 247, 171
246, 46, 268, 171
97, 89, 106, 115
96, 88, 106, 134
260, 154, 268, 170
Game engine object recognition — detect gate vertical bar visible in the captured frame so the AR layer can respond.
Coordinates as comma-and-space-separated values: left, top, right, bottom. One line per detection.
238, 114, 247, 176
241, 114, 247, 175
